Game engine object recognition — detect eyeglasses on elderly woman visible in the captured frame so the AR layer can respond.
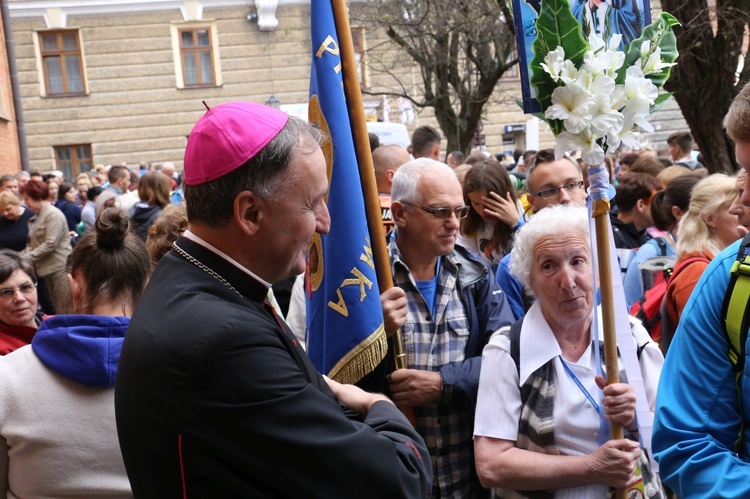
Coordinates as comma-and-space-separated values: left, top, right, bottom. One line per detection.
0, 282, 37, 301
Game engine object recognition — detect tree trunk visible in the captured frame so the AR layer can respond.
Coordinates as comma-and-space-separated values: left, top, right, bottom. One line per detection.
661, 0, 748, 173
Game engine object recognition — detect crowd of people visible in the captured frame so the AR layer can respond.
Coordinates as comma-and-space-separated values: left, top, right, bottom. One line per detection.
0, 86, 747, 497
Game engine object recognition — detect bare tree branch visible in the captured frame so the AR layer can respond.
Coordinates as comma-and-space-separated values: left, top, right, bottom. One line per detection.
351, 0, 517, 155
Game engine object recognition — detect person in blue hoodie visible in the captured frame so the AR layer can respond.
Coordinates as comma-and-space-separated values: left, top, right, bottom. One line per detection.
0, 207, 150, 497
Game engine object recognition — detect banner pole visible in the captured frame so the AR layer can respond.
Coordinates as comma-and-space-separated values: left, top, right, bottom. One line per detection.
329, 0, 415, 426
593, 203, 625, 499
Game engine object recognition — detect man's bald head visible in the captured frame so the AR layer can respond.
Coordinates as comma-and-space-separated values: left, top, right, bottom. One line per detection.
373, 145, 411, 194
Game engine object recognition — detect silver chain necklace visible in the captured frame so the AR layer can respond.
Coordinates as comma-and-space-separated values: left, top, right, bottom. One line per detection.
172, 242, 242, 297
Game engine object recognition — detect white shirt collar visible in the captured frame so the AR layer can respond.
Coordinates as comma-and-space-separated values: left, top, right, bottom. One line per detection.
182, 229, 271, 289
519, 302, 596, 384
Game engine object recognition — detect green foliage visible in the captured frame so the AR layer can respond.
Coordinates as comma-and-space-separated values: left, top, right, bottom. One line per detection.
616, 13, 680, 87
650, 92, 674, 115
529, 0, 588, 136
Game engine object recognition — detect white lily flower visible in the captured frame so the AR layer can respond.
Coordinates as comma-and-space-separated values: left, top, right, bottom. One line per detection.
588, 33, 606, 53
606, 131, 622, 152
589, 100, 624, 138
582, 33, 615, 76
541, 47, 566, 82
556, 129, 605, 165
622, 99, 654, 132
619, 130, 641, 150
540, 23, 675, 166
605, 50, 626, 77
640, 40, 651, 60
637, 45, 676, 75
609, 114, 641, 150
589, 74, 616, 101
575, 68, 595, 93
607, 34, 623, 52
559, 60, 579, 85
554, 131, 579, 160
610, 86, 628, 111
624, 66, 658, 104
545, 84, 595, 134
632, 113, 655, 133
583, 50, 609, 77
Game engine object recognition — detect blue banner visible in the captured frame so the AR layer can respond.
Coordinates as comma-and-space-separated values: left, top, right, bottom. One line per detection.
306, 0, 387, 383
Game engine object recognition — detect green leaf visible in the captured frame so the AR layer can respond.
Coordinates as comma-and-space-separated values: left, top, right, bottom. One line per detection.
548, 119, 564, 136
650, 91, 673, 114
529, 0, 588, 134
517, 100, 548, 122
616, 12, 680, 87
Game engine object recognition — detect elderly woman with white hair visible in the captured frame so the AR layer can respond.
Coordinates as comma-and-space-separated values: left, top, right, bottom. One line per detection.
473, 204, 664, 498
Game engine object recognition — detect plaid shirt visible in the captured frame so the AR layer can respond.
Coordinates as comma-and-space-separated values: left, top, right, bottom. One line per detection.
389, 237, 474, 498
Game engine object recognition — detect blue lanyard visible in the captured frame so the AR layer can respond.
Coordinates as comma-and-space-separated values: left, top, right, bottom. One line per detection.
559, 356, 600, 412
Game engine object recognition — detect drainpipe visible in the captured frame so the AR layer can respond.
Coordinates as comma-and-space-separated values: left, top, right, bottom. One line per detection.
1, 0, 29, 171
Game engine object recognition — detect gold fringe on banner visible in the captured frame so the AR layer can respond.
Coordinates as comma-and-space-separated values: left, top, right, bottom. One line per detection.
328, 325, 388, 385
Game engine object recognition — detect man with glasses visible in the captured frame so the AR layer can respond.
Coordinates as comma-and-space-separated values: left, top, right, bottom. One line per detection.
495, 149, 588, 319
378, 158, 514, 498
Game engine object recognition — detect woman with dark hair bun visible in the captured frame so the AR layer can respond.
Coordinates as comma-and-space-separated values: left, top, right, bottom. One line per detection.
458, 158, 522, 269
0, 208, 150, 496
623, 174, 702, 309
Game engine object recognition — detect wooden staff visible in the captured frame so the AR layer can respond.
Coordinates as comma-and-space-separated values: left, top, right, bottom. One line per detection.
592, 201, 625, 499
331, 0, 416, 426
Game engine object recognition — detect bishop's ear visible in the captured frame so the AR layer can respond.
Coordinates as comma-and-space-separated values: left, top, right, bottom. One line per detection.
235, 190, 263, 236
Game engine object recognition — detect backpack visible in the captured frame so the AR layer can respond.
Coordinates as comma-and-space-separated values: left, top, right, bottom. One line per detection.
629, 254, 709, 344
721, 232, 750, 453
635, 237, 670, 290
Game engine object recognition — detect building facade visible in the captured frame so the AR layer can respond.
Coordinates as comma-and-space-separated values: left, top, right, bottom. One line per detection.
7, 0, 687, 175
0, 5, 22, 173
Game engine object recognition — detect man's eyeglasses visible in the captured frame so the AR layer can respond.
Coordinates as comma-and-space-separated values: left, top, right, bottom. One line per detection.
0, 282, 36, 301
532, 181, 585, 200
405, 203, 470, 220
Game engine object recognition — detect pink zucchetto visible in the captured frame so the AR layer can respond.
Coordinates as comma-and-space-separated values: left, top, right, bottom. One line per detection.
183, 101, 289, 186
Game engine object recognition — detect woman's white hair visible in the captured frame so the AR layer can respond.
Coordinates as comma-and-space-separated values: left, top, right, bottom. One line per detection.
509, 204, 590, 289
676, 173, 738, 257
391, 158, 456, 205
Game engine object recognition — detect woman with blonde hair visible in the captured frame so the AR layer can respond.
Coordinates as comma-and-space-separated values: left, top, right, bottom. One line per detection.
664, 174, 742, 330
76, 173, 93, 206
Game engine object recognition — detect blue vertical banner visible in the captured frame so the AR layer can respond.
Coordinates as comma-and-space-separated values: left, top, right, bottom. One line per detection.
306, 0, 388, 384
